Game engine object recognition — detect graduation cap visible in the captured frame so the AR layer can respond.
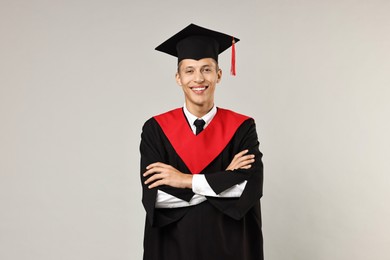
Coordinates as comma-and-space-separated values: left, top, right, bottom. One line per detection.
155, 23, 240, 76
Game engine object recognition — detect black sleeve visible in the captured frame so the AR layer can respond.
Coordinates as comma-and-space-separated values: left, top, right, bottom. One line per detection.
140, 118, 194, 226
205, 118, 264, 220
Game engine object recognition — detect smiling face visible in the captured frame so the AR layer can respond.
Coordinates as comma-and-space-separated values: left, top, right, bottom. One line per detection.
176, 58, 222, 117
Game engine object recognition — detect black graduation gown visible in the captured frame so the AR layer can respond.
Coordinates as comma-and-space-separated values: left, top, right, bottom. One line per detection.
140, 108, 264, 260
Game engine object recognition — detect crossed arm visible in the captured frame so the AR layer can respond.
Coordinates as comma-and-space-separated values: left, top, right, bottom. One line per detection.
143, 149, 255, 190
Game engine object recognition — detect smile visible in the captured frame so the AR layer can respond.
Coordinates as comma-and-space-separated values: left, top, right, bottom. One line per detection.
190, 86, 208, 93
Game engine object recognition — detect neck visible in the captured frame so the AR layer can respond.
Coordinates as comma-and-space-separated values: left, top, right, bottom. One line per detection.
186, 102, 214, 118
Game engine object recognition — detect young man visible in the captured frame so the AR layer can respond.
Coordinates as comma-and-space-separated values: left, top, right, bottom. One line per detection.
140, 24, 264, 260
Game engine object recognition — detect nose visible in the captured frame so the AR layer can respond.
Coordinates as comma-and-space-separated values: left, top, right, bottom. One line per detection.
194, 70, 205, 83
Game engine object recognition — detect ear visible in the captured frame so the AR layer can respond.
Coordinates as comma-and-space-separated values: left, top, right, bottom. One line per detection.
217, 69, 222, 83
175, 72, 182, 86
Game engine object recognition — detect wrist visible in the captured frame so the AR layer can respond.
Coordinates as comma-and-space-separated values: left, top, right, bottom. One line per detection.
185, 174, 193, 189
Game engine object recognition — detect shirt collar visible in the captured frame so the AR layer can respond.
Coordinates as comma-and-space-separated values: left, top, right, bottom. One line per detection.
183, 104, 217, 134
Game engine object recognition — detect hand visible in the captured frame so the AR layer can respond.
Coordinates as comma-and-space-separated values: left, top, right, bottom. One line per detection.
143, 162, 192, 189
226, 149, 255, 171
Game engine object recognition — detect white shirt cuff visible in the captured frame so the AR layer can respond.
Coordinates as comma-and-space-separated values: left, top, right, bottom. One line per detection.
192, 174, 247, 197
155, 190, 207, 208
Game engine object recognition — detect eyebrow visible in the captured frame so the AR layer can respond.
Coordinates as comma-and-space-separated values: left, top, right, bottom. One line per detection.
183, 64, 213, 70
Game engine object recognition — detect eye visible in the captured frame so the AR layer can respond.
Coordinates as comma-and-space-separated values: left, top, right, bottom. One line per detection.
203, 67, 212, 73
185, 69, 194, 74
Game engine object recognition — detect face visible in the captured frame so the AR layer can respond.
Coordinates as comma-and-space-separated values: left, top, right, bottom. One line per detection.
176, 58, 222, 115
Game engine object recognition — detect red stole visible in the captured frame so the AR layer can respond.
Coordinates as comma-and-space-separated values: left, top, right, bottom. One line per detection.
154, 108, 250, 174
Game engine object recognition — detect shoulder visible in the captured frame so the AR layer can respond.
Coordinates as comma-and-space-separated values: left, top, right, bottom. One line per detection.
217, 107, 255, 126
141, 118, 159, 141
142, 107, 183, 135
217, 108, 259, 142
153, 108, 182, 120
217, 107, 252, 120
142, 117, 157, 129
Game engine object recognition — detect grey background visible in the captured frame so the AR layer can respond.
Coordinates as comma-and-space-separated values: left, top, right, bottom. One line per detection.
1, 0, 389, 259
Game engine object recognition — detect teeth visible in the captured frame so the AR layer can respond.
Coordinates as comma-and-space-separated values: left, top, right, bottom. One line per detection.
192, 87, 206, 91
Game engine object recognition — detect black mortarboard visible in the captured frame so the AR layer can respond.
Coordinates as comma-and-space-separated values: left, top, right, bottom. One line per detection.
155, 23, 240, 75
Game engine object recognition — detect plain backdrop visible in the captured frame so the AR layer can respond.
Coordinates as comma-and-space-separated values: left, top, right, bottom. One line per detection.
1, 0, 389, 259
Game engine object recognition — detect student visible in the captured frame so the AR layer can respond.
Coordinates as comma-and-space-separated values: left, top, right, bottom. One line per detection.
140, 23, 264, 260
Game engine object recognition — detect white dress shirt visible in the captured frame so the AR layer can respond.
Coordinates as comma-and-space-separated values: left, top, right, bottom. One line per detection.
155, 104, 247, 208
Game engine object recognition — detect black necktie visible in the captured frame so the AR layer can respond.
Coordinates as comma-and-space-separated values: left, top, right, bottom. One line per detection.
194, 119, 206, 135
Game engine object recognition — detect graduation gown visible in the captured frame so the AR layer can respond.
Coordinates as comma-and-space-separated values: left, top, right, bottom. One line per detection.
140, 107, 264, 260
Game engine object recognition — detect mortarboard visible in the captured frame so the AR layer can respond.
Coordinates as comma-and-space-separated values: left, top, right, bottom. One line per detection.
155, 23, 240, 76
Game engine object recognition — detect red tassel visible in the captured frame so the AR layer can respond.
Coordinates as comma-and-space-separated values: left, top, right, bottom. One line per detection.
230, 37, 236, 76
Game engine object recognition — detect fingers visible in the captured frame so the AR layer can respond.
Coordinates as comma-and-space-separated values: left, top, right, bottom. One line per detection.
232, 154, 255, 166
145, 173, 166, 188
232, 150, 254, 164
235, 158, 255, 169
227, 150, 255, 171
233, 149, 249, 159
144, 172, 165, 185
144, 162, 173, 177
236, 154, 255, 162
148, 179, 165, 189
143, 166, 165, 177
146, 162, 171, 170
